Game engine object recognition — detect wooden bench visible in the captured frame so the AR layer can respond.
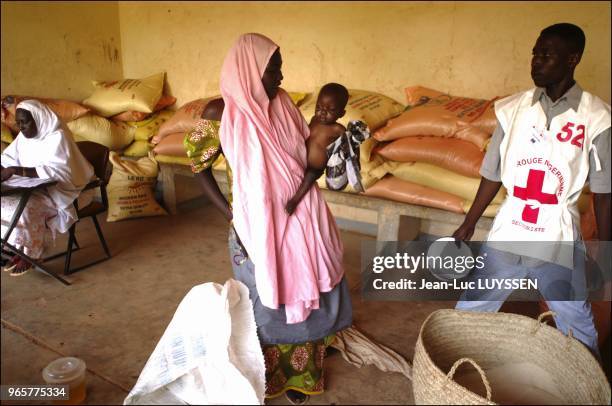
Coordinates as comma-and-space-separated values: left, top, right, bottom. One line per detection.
158, 162, 493, 240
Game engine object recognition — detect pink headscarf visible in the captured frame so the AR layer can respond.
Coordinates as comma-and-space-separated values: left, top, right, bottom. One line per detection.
219, 33, 344, 324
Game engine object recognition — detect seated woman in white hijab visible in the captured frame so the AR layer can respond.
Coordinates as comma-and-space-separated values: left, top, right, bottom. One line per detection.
1, 100, 94, 276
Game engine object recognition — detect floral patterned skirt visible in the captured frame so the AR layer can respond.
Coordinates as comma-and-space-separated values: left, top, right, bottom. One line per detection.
1, 192, 57, 259
263, 335, 336, 398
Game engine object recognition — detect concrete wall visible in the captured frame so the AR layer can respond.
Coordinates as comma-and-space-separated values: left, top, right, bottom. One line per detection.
2, 1, 609, 105
1, 1, 122, 101
118, 1, 611, 107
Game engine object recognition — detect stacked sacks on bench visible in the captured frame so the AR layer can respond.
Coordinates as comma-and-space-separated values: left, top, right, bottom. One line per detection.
2, 92, 147, 154
369, 153, 592, 220
299, 88, 405, 193
153, 92, 307, 146
365, 86, 502, 215
152, 92, 308, 169
77, 72, 175, 155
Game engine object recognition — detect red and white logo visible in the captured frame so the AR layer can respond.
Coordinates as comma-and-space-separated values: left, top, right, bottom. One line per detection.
513, 169, 558, 224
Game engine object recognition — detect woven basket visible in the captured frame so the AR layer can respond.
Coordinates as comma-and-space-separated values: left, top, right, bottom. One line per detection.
413, 309, 611, 405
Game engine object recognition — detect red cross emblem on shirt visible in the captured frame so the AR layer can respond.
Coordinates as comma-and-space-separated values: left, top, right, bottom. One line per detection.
513, 169, 558, 224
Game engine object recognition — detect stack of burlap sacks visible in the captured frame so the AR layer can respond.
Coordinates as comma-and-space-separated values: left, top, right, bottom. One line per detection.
1, 72, 176, 222
76, 71, 176, 157
0, 82, 596, 233
149, 96, 231, 171
74, 72, 175, 221
1, 72, 175, 157
148, 89, 406, 176
367, 86, 503, 216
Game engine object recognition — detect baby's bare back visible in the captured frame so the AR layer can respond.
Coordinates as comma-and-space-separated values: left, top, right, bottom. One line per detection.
307, 122, 345, 169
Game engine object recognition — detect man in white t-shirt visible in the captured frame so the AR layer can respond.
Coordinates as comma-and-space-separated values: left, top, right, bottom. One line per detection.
453, 23, 611, 358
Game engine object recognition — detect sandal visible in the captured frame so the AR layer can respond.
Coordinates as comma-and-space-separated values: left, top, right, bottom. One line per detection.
9, 258, 32, 277
9, 266, 31, 277
2, 256, 20, 272
285, 390, 309, 405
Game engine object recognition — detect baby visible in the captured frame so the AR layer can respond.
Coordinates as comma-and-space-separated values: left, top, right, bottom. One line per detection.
285, 83, 349, 215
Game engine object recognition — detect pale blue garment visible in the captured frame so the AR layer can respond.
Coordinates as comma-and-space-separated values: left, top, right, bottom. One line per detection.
455, 244, 600, 359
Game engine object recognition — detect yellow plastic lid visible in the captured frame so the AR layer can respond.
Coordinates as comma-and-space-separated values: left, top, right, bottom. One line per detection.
42, 357, 86, 384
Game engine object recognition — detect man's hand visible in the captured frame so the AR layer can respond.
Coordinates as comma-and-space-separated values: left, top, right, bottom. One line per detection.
1, 166, 16, 182
285, 198, 297, 215
452, 177, 502, 246
452, 221, 476, 245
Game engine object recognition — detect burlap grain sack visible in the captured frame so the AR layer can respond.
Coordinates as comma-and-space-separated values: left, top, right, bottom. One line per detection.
300, 88, 404, 131
374, 161, 506, 204
111, 95, 176, 122
2, 95, 90, 131
1, 123, 13, 144
67, 114, 134, 151
106, 152, 167, 222
153, 154, 192, 166
123, 140, 152, 158
413, 309, 610, 405
152, 132, 187, 157
83, 72, 165, 117
374, 136, 484, 178
363, 175, 465, 213
153, 97, 219, 143
125, 110, 174, 141
374, 86, 499, 150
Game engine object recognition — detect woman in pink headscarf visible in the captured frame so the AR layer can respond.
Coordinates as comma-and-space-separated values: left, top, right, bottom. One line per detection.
189, 33, 352, 403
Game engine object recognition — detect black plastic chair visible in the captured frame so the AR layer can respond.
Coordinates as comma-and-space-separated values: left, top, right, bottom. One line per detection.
61, 141, 112, 274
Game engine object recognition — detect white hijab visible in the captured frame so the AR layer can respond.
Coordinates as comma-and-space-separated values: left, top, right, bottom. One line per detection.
1, 100, 94, 233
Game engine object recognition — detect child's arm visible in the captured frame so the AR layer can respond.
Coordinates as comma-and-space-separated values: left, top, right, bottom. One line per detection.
285, 142, 327, 215
285, 167, 323, 215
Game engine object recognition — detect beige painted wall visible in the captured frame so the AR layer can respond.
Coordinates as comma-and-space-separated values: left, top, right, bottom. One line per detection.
118, 1, 611, 108
1, 1, 122, 101
2, 2, 609, 106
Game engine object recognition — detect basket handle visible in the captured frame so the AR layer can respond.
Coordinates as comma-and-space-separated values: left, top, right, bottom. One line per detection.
447, 358, 492, 401
532, 311, 575, 344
